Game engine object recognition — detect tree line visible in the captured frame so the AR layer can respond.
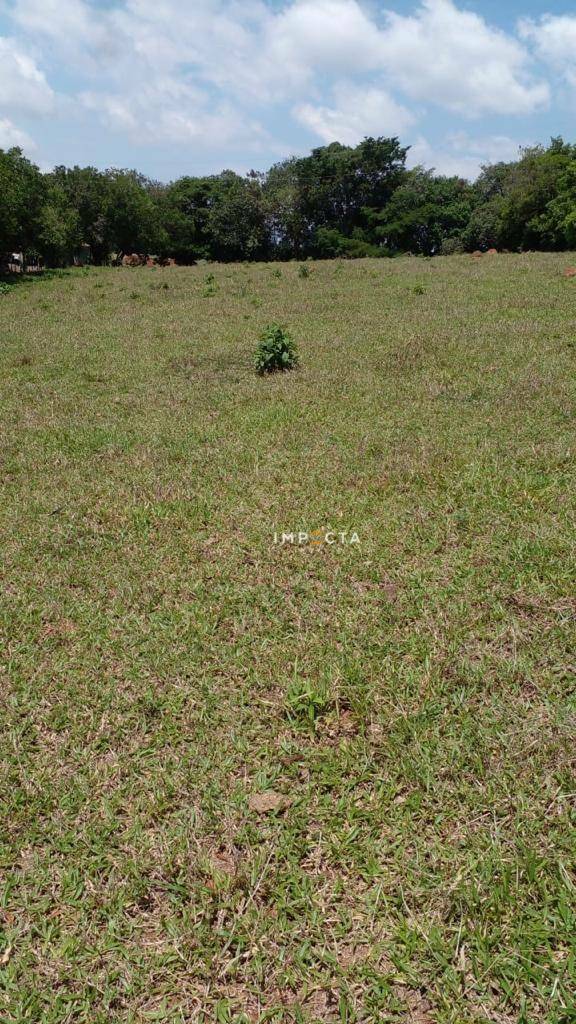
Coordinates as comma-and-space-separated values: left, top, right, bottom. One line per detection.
2, 136, 576, 267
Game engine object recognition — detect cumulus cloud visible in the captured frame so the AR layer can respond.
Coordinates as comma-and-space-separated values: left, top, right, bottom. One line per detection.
295, 83, 415, 145
81, 78, 266, 149
409, 133, 524, 179
519, 15, 576, 86
0, 0, 556, 168
0, 116, 36, 151
376, 0, 549, 116
0, 36, 54, 116
266, 0, 384, 77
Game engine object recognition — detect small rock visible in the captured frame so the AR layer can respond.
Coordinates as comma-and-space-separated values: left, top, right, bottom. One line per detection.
248, 791, 291, 814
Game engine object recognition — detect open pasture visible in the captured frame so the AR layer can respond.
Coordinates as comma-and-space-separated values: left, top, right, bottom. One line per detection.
0, 254, 575, 1022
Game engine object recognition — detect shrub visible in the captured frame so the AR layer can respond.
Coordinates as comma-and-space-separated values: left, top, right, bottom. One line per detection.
413, 284, 425, 295
255, 323, 298, 375
297, 264, 310, 279
441, 237, 465, 256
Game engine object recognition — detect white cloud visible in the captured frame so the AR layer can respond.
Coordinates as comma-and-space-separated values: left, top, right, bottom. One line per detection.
519, 15, 576, 86
0, 116, 36, 151
376, 0, 549, 116
81, 77, 266, 148
409, 133, 523, 180
0, 0, 555, 166
0, 36, 54, 116
295, 82, 415, 145
11, 0, 96, 43
266, 0, 384, 77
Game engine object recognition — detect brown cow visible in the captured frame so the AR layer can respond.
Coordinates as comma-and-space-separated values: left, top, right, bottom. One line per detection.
121, 253, 146, 267
563, 267, 576, 278
486, 248, 498, 255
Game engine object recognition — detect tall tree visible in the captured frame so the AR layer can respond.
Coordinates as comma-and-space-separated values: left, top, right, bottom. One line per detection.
0, 148, 45, 256
293, 137, 409, 255
373, 168, 475, 256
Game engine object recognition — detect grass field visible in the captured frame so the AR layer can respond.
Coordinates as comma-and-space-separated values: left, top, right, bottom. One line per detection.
0, 254, 575, 1023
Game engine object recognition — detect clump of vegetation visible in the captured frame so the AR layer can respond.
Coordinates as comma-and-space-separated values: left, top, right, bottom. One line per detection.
272, 267, 282, 278
254, 323, 298, 375
298, 264, 310, 279
0, 282, 14, 296
286, 678, 331, 727
413, 284, 425, 295
203, 272, 217, 297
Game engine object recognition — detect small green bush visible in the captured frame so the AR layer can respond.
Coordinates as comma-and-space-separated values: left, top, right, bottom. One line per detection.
255, 323, 298, 375
441, 237, 465, 256
286, 678, 330, 726
413, 284, 425, 295
298, 264, 310, 279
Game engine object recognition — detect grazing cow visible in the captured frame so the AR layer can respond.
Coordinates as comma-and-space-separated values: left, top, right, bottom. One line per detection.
472, 251, 483, 258
8, 252, 24, 273
563, 267, 576, 278
486, 248, 498, 255
122, 253, 146, 267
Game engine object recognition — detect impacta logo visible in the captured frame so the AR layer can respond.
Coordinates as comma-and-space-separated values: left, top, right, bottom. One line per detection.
273, 529, 360, 547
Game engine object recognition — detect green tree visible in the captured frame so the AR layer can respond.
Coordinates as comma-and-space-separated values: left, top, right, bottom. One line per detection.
161, 176, 216, 262
48, 165, 114, 262
36, 183, 80, 266
104, 169, 167, 255
373, 168, 475, 256
208, 171, 268, 261
294, 137, 409, 255
0, 148, 45, 256
262, 158, 306, 258
466, 139, 576, 252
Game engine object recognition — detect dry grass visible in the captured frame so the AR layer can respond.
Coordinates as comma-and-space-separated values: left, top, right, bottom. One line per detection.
0, 254, 575, 1022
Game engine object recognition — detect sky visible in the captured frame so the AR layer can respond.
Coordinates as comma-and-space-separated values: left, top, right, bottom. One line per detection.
0, 0, 575, 182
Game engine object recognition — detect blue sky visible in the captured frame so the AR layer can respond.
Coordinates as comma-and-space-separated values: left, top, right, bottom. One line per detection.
1, 0, 575, 181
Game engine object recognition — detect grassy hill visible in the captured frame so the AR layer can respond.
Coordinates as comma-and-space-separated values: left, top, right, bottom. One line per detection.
1, 254, 575, 1023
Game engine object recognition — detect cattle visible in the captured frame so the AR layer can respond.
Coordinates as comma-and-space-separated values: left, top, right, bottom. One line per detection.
8, 252, 24, 273
119, 253, 179, 268
121, 253, 146, 267
563, 267, 576, 278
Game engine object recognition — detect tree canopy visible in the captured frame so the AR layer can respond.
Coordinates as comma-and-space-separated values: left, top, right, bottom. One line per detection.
2, 137, 576, 266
